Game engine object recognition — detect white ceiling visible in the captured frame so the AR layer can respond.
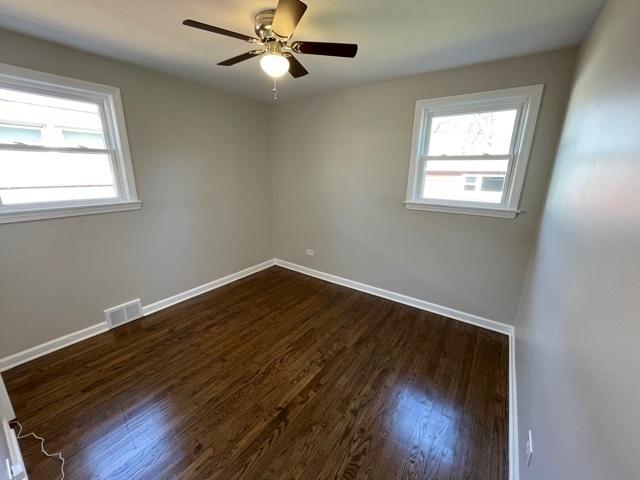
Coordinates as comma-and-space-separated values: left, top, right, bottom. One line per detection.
0, 0, 603, 102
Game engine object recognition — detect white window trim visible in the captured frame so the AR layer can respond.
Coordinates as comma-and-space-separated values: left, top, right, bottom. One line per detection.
404, 85, 544, 219
0, 62, 141, 224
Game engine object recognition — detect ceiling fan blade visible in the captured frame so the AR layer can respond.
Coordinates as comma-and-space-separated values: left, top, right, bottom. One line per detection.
284, 54, 308, 78
271, 0, 308, 39
217, 50, 264, 66
291, 41, 358, 58
183, 19, 259, 43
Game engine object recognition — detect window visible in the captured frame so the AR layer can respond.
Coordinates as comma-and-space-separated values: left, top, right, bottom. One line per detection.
404, 85, 543, 218
0, 63, 140, 223
463, 175, 477, 191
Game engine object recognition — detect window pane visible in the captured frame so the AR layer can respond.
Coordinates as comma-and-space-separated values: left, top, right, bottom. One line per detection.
62, 130, 106, 149
0, 150, 117, 205
480, 176, 505, 192
0, 87, 105, 148
0, 124, 42, 145
422, 159, 508, 204
427, 109, 518, 156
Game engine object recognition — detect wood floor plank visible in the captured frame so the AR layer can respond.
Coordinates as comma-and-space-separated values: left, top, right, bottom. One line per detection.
4, 266, 509, 479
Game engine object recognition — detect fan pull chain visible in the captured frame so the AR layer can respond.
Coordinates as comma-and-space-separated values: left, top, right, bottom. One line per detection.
273, 78, 278, 101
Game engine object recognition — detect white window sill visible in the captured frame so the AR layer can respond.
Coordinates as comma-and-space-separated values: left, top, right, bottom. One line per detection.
404, 201, 520, 219
0, 200, 142, 224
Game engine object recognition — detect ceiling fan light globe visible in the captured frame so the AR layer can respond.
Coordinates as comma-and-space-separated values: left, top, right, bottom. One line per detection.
260, 54, 290, 78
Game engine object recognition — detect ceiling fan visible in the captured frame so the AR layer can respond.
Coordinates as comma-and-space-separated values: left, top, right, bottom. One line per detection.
183, 0, 358, 86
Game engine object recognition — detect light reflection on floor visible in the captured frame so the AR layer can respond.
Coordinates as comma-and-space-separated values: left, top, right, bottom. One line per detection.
81, 397, 174, 478
390, 384, 460, 467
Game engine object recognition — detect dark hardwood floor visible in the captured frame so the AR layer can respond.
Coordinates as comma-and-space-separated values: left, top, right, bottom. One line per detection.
4, 266, 509, 479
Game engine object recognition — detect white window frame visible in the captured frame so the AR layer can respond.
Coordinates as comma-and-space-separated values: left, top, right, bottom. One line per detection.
404, 85, 544, 219
0, 63, 141, 224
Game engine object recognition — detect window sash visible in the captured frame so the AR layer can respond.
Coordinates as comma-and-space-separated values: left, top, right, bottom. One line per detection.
418, 154, 515, 207
0, 149, 122, 207
421, 154, 513, 161
425, 107, 521, 157
0, 144, 111, 154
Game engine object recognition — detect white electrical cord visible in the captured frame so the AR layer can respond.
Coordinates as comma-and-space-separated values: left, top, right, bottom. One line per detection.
11, 421, 65, 480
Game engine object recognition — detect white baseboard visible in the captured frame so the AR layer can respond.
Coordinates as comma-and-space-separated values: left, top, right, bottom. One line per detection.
510, 333, 520, 480
273, 258, 518, 480
0, 322, 109, 373
274, 259, 514, 335
0, 259, 275, 373
0, 375, 15, 420
141, 259, 275, 316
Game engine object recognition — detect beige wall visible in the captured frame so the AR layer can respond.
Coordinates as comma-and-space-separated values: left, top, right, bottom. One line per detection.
515, 0, 640, 478
0, 29, 273, 358
270, 49, 576, 325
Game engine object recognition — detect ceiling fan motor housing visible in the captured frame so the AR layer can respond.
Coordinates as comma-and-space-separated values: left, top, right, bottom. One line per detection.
254, 9, 277, 41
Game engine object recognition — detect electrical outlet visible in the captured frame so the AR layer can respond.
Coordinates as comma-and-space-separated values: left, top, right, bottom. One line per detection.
526, 429, 534, 466
305, 249, 314, 256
